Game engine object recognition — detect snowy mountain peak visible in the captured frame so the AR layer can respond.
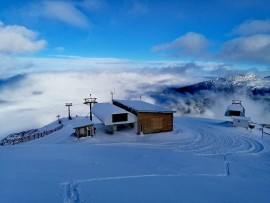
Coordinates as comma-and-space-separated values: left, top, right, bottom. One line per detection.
227, 73, 258, 82
149, 73, 270, 119
171, 73, 270, 94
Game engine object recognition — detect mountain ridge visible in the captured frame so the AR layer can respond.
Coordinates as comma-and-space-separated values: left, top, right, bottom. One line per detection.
171, 73, 270, 95
150, 73, 270, 117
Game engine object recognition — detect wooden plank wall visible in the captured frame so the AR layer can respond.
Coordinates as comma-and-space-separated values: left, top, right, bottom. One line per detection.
137, 112, 173, 134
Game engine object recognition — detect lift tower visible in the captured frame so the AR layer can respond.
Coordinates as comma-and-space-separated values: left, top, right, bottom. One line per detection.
84, 94, 97, 121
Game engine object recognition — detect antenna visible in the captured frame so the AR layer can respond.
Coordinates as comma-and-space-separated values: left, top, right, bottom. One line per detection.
84, 94, 97, 121
110, 91, 115, 102
65, 103, 72, 120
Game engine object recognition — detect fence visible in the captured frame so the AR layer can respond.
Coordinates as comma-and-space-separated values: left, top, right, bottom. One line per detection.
263, 127, 270, 136
0, 124, 63, 146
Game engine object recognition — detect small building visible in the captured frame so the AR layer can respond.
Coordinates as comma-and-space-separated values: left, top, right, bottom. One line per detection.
92, 103, 136, 131
113, 100, 175, 134
225, 100, 245, 117
73, 119, 94, 138
231, 116, 251, 128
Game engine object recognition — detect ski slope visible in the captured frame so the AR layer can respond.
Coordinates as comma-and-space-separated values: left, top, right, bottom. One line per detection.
0, 116, 270, 203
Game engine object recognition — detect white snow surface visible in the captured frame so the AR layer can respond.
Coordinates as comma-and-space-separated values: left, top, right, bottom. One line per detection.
1, 116, 270, 203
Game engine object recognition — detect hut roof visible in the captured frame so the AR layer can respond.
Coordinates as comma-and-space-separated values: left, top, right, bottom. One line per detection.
226, 103, 244, 111
225, 102, 245, 117
113, 100, 175, 113
73, 118, 93, 129
93, 103, 135, 125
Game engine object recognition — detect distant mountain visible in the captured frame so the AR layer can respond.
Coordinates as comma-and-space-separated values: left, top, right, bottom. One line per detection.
0, 74, 27, 104
150, 73, 270, 115
171, 74, 270, 95
0, 74, 26, 89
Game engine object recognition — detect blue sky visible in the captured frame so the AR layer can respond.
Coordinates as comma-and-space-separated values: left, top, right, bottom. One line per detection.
0, 0, 270, 76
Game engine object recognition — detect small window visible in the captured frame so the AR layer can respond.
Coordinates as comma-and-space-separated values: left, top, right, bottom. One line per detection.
112, 113, 128, 122
230, 111, 241, 116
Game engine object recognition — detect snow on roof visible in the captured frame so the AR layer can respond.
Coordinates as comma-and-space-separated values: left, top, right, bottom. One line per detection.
113, 100, 174, 113
72, 117, 93, 129
226, 104, 244, 112
225, 103, 245, 117
93, 103, 135, 125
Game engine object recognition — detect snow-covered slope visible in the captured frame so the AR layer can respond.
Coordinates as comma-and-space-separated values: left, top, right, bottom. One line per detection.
1, 116, 270, 203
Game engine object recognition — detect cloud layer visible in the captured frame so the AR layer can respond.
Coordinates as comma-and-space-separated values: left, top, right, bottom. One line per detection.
152, 32, 209, 57
0, 22, 46, 54
152, 19, 270, 64
27, 0, 104, 28
232, 19, 270, 36
220, 34, 270, 63
41, 1, 90, 28
1, 62, 269, 139
0, 67, 196, 138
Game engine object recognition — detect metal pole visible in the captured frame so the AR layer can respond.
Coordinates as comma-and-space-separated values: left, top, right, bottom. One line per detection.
84, 94, 97, 121
65, 103, 72, 120
110, 91, 115, 102
90, 102, 92, 121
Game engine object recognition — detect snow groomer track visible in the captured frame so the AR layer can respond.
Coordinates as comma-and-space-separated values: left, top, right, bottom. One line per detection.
173, 117, 264, 155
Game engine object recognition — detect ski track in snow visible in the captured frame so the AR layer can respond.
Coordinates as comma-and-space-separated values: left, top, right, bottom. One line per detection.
61, 172, 228, 203
60, 147, 232, 203
62, 182, 80, 203
172, 121, 264, 155
89, 122, 264, 156
29, 117, 264, 202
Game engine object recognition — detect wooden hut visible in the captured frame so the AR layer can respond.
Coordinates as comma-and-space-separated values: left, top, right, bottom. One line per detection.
73, 119, 94, 138
113, 100, 175, 134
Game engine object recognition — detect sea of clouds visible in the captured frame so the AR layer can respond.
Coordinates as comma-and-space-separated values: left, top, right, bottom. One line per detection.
0, 58, 269, 139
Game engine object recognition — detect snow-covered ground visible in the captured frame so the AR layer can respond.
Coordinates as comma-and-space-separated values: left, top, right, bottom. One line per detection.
1, 116, 270, 203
